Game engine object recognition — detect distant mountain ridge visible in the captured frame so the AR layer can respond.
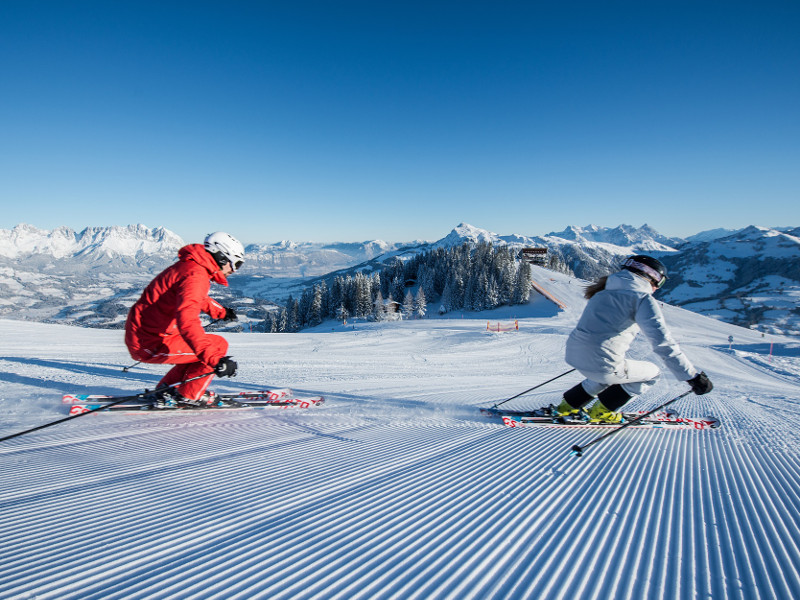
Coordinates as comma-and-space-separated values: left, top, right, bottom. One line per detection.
659, 226, 800, 333
1, 222, 797, 336
545, 223, 683, 250
429, 223, 799, 334
242, 239, 405, 277
0, 223, 183, 263
0, 223, 414, 278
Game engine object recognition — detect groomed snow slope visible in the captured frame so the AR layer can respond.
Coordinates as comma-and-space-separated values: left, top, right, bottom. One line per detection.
1, 270, 800, 600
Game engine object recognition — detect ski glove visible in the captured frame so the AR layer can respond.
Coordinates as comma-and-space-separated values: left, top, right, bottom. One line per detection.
223, 307, 238, 322
214, 356, 238, 378
688, 371, 713, 395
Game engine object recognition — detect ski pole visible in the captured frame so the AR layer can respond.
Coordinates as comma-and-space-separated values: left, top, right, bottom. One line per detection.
0, 371, 216, 444
570, 390, 694, 457
491, 368, 577, 409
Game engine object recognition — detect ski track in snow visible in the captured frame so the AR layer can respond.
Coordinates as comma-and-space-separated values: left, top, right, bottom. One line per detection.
2, 272, 800, 600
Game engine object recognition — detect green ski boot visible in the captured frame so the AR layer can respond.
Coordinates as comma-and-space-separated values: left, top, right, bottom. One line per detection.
586, 400, 624, 423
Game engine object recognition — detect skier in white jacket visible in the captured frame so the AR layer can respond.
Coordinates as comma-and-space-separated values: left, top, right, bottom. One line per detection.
556, 255, 713, 422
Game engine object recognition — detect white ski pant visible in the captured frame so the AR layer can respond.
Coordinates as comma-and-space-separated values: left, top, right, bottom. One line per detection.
577, 359, 661, 397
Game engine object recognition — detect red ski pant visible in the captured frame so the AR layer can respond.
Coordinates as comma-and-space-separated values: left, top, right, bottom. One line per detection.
127, 333, 227, 401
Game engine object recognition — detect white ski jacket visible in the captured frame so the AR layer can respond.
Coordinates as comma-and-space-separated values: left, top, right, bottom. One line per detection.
565, 270, 697, 381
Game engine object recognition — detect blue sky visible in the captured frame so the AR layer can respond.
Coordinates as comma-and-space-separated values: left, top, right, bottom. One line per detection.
1, 1, 798, 244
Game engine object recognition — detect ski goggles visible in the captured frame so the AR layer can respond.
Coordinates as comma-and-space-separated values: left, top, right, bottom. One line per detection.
622, 258, 665, 288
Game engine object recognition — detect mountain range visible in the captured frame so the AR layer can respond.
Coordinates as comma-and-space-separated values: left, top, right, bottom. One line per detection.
1, 222, 797, 336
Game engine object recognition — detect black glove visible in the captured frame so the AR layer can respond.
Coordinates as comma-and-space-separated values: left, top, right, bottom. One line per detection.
688, 371, 713, 395
223, 307, 238, 322
214, 356, 238, 378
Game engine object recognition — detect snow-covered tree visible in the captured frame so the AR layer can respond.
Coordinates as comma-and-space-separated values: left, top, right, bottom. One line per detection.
308, 285, 324, 327
286, 297, 299, 332
373, 290, 385, 321
512, 261, 532, 305
415, 288, 427, 318
440, 279, 454, 314
336, 304, 349, 324
355, 273, 373, 319
402, 290, 414, 319
278, 241, 546, 330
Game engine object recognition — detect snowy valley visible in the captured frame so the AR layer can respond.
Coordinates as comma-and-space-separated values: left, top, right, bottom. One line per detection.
1, 221, 799, 336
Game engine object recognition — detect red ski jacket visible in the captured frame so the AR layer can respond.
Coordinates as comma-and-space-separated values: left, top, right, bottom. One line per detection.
125, 244, 229, 366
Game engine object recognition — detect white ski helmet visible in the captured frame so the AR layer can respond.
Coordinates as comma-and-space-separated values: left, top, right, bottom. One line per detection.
204, 232, 245, 271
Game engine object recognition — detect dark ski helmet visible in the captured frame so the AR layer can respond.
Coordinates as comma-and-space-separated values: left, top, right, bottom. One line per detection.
621, 255, 667, 288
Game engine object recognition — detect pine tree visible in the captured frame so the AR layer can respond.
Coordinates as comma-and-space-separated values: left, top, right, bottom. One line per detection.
440, 279, 454, 314
343, 275, 356, 316
474, 271, 489, 311
402, 290, 414, 319
299, 289, 312, 327
355, 273, 372, 319
485, 278, 501, 309
316, 280, 330, 319
336, 304, 349, 324
415, 288, 427, 318
286, 297, 300, 332
512, 260, 533, 304
465, 273, 478, 311
418, 265, 436, 302
391, 275, 405, 304
330, 276, 344, 316
308, 285, 324, 326
373, 290, 385, 321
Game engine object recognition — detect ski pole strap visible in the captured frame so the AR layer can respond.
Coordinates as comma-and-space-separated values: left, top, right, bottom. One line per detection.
0, 371, 216, 444
492, 368, 577, 409
570, 390, 694, 457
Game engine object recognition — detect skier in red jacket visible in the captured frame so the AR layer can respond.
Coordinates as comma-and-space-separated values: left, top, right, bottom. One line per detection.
125, 232, 245, 406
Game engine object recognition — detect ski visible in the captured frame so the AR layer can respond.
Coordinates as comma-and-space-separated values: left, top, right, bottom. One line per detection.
498, 412, 719, 429
66, 395, 324, 415
63, 388, 324, 415
483, 404, 719, 429
62, 388, 295, 404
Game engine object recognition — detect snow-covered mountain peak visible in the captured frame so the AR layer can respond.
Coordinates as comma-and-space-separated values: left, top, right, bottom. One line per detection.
701, 225, 800, 259
544, 223, 681, 252
435, 223, 502, 248
685, 228, 740, 243
275, 240, 299, 250
2, 221, 799, 336
79, 225, 184, 259
0, 223, 185, 265
0, 223, 184, 260
546, 224, 598, 241
0, 223, 76, 259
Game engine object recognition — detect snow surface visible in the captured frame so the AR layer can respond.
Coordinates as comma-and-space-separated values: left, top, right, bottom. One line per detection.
2, 270, 800, 600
